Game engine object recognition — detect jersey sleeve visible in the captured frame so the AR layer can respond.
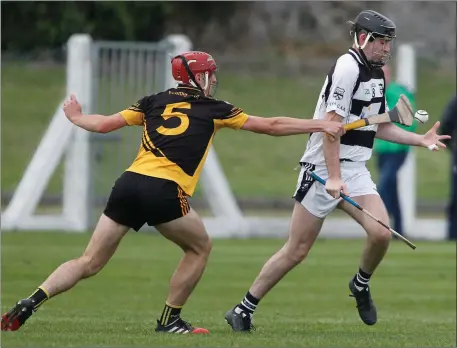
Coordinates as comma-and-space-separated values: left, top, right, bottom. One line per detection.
212, 100, 249, 130
325, 56, 360, 118
119, 96, 148, 126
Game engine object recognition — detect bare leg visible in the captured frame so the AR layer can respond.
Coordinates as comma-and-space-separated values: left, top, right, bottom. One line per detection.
338, 194, 391, 326
1, 214, 129, 332
338, 194, 391, 274
41, 214, 129, 296
224, 202, 324, 332
155, 208, 212, 306
249, 202, 324, 299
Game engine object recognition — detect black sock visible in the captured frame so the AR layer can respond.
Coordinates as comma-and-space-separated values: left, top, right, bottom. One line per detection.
159, 302, 182, 326
28, 287, 49, 310
353, 268, 372, 290
236, 291, 260, 316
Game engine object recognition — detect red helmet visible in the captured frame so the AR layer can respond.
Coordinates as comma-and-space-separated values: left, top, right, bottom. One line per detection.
171, 51, 217, 87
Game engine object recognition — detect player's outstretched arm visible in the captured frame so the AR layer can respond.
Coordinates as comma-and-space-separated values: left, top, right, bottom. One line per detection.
63, 94, 128, 133
240, 115, 345, 137
376, 121, 451, 151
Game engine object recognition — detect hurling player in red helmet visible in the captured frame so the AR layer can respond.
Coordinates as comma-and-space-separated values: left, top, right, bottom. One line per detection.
171, 51, 219, 98
2, 51, 345, 335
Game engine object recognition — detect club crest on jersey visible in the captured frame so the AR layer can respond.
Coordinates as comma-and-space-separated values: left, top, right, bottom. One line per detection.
333, 87, 345, 100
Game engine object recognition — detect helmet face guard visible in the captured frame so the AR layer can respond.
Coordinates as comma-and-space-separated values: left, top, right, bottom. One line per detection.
352, 30, 396, 67
348, 10, 396, 68
171, 52, 218, 97
208, 72, 218, 98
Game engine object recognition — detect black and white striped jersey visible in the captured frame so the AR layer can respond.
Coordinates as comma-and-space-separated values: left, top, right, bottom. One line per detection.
300, 48, 386, 166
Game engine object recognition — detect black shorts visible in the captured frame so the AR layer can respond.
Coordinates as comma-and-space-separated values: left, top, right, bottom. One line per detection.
103, 171, 190, 231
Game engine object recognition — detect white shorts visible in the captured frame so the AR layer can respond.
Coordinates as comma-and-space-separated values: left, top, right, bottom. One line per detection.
293, 162, 378, 218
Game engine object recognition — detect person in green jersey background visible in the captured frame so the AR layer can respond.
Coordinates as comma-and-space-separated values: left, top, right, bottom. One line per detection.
439, 94, 456, 240
374, 64, 417, 236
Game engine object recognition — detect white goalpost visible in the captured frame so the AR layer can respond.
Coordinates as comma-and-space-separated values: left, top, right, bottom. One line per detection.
396, 44, 417, 237
1, 34, 446, 241
2, 35, 92, 231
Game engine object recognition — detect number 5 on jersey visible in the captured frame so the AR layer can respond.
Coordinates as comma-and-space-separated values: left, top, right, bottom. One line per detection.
157, 102, 191, 136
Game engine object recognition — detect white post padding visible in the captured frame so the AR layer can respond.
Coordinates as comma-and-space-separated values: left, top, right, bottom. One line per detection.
394, 43, 445, 240
1, 102, 74, 229
163, 34, 192, 90
199, 149, 245, 221
396, 44, 416, 93
396, 44, 417, 237
63, 34, 93, 231
2, 34, 92, 232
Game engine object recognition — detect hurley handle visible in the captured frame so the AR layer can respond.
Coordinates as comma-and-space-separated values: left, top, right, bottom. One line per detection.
344, 118, 369, 131
326, 118, 369, 140
310, 171, 359, 207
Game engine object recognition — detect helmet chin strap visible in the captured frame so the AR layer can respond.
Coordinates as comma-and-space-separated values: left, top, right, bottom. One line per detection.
353, 32, 389, 67
203, 72, 209, 90
189, 72, 209, 93
353, 32, 372, 50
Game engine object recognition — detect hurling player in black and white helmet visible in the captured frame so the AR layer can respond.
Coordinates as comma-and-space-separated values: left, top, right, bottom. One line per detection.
348, 9, 397, 68
225, 9, 451, 333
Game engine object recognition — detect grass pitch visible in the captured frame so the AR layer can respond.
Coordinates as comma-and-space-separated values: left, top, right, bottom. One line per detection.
1, 232, 455, 347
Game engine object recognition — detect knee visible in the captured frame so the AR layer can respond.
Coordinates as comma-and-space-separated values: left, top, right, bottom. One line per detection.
369, 226, 392, 245
284, 241, 312, 266
188, 235, 212, 258
201, 236, 213, 256
79, 254, 105, 278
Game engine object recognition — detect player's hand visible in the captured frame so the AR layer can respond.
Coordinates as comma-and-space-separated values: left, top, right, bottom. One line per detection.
325, 177, 348, 199
324, 121, 346, 138
419, 121, 451, 151
63, 94, 83, 123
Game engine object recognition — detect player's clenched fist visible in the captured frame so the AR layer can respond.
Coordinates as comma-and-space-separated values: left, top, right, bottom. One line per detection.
63, 94, 83, 123
325, 177, 348, 199
323, 121, 346, 138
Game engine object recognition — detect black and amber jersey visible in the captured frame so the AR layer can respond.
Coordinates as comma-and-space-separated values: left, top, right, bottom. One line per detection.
119, 86, 248, 196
